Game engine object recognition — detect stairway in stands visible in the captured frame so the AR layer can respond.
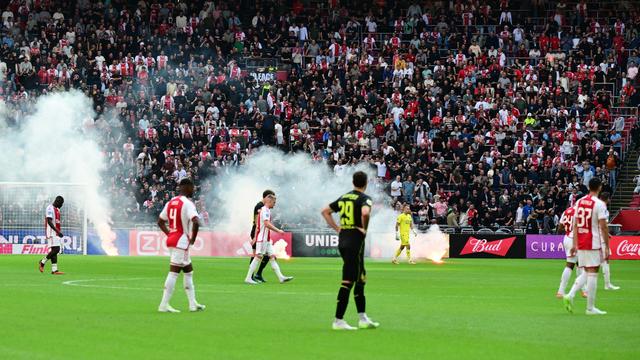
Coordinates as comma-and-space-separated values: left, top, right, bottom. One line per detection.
610, 147, 640, 215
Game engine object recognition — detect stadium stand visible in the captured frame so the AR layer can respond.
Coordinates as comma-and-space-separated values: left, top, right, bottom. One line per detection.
1, 0, 640, 233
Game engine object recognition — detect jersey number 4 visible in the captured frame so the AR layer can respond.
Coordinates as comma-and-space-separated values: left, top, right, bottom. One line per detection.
338, 201, 355, 226
575, 207, 592, 228
168, 208, 178, 231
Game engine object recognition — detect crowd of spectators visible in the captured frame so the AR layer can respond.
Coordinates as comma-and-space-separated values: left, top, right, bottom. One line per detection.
1, 0, 640, 232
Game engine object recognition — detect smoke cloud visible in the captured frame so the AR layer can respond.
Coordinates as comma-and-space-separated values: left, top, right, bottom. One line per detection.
0, 91, 118, 255
206, 148, 448, 259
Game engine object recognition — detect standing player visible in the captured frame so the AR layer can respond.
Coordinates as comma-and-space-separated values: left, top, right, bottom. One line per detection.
38, 196, 65, 275
598, 192, 620, 290
563, 178, 609, 315
157, 178, 205, 313
555, 204, 586, 298
321, 171, 380, 330
244, 192, 293, 284
393, 204, 417, 264
248, 190, 275, 283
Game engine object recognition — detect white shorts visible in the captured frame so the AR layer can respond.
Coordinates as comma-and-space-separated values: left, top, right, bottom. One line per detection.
169, 247, 191, 267
255, 241, 274, 257
47, 236, 61, 247
563, 235, 577, 263
577, 250, 602, 268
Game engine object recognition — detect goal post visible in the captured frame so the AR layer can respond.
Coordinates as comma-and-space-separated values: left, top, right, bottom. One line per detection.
0, 182, 88, 255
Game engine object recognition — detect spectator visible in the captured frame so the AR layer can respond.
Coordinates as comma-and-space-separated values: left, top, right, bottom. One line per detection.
390, 176, 403, 201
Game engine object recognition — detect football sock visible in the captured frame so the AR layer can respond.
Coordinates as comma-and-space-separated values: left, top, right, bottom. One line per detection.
568, 270, 587, 298
160, 272, 178, 307
246, 257, 260, 280
52, 263, 58, 272
249, 256, 254, 265
184, 272, 197, 308
358, 312, 368, 322
354, 282, 366, 313
558, 267, 572, 294
586, 273, 598, 310
602, 262, 611, 286
257, 256, 270, 277
406, 249, 411, 260
270, 259, 285, 281
40, 257, 48, 264
394, 248, 402, 258
335, 282, 354, 319
577, 267, 586, 291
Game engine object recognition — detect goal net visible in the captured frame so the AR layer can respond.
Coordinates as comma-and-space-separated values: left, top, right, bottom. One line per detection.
0, 182, 88, 255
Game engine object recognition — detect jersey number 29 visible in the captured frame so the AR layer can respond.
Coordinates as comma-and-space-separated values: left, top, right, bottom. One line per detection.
338, 201, 355, 226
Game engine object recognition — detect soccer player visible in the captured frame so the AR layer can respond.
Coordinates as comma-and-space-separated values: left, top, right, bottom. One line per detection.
39, 196, 65, 275
555, 204, 586, 298
321, 171, 380, 330
248, 190, 275, 283
157, 178, 205, 313
393, 204, 417, 264
244, 192, 293, 285
598, 192, 620, 290
563, 178, 609, 315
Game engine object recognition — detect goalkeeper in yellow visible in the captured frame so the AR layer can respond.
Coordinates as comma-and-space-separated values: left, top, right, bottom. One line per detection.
393, 205, 417, 264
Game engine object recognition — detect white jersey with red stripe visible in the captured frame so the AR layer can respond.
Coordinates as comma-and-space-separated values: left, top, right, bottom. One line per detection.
45, 204, 61, 240
255, 205, 272, 244
559, 206, 575, 237
573, 194, 607, 250
159, 196, 199, 250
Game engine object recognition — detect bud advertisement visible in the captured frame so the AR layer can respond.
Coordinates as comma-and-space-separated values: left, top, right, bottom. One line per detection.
449, 234, 526, 258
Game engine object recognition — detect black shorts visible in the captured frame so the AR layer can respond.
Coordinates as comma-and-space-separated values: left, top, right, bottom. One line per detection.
338, 231, 366, 283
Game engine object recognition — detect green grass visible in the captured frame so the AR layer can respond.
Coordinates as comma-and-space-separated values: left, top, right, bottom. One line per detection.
1, 256, 639, 359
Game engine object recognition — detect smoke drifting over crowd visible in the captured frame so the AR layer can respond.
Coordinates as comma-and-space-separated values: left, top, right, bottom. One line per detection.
0, 91, 118, 255
206, 148, 448, 260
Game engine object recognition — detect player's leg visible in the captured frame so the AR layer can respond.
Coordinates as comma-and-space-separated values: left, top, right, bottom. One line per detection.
183, 262, 205, 312
267, 242, 292, 283
255, 256, 270, 283
406, 244, 415, 264
333, 242, 357, 330
158, 262, 181, 313
355, 241, 379, 329
245, 243, 262, 284
563, 265, 588, 313
393, 244, 404, 264
575, 265, 587, 297
39, 245, 59, 273
49, 246, 63, 275
557, 261, 576, 298
584, 266, 604, 314
602, 246, 620, 290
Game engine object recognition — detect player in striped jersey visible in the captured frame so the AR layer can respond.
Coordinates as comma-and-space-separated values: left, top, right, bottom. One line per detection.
38, 196, 65, 275
244, 192, 293, 284
157, 178, 205, 313
563, 178, 609, 315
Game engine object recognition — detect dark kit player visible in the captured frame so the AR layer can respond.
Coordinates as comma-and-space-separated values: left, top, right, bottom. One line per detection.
248, 190, 275, 283
322, 171, 380, 330
39, 196, 65, 275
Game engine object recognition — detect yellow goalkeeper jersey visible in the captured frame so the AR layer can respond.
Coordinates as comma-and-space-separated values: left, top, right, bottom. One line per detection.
396, 213, 413, 235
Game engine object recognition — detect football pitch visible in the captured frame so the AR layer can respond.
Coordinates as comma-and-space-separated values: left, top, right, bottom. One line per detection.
1, 256, 638, 359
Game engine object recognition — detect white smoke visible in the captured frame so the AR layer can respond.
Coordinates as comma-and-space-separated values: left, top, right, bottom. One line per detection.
0, 91, 118, 255
207, 148, 447, 259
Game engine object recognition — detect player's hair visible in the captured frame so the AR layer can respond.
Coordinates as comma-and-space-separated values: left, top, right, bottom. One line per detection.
353, 171, 368, 188
588, 177, 602, 192
263, 189, 275, 198
599, 191, 611, 202
178, 178, 194, 187
54, 196, 64, 203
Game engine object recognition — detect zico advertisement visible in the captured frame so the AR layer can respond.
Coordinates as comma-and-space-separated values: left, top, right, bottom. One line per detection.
526, 235, 566, 259
127, 230, 292, 258
449, 234, 526, 258
609, 236, 640, 260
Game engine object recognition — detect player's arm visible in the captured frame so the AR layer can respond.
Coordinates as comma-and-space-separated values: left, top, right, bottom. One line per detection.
157, 203, 170, 235
264, 219, 284, 234
598, 203, 610, 260
190, 216, 200, 245
47, 217, 63, 237
322, 199, 342, 233
570, 211, 578, 257
360, 199, 372, 234
556, 214, 565, 234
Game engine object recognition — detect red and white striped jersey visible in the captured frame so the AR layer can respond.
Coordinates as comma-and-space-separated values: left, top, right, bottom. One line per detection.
573, 195, 607, 250
159, 196, 199, 250
45, 204, 61, 238
255, 205, 272, 243
560, 206, 575, 237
